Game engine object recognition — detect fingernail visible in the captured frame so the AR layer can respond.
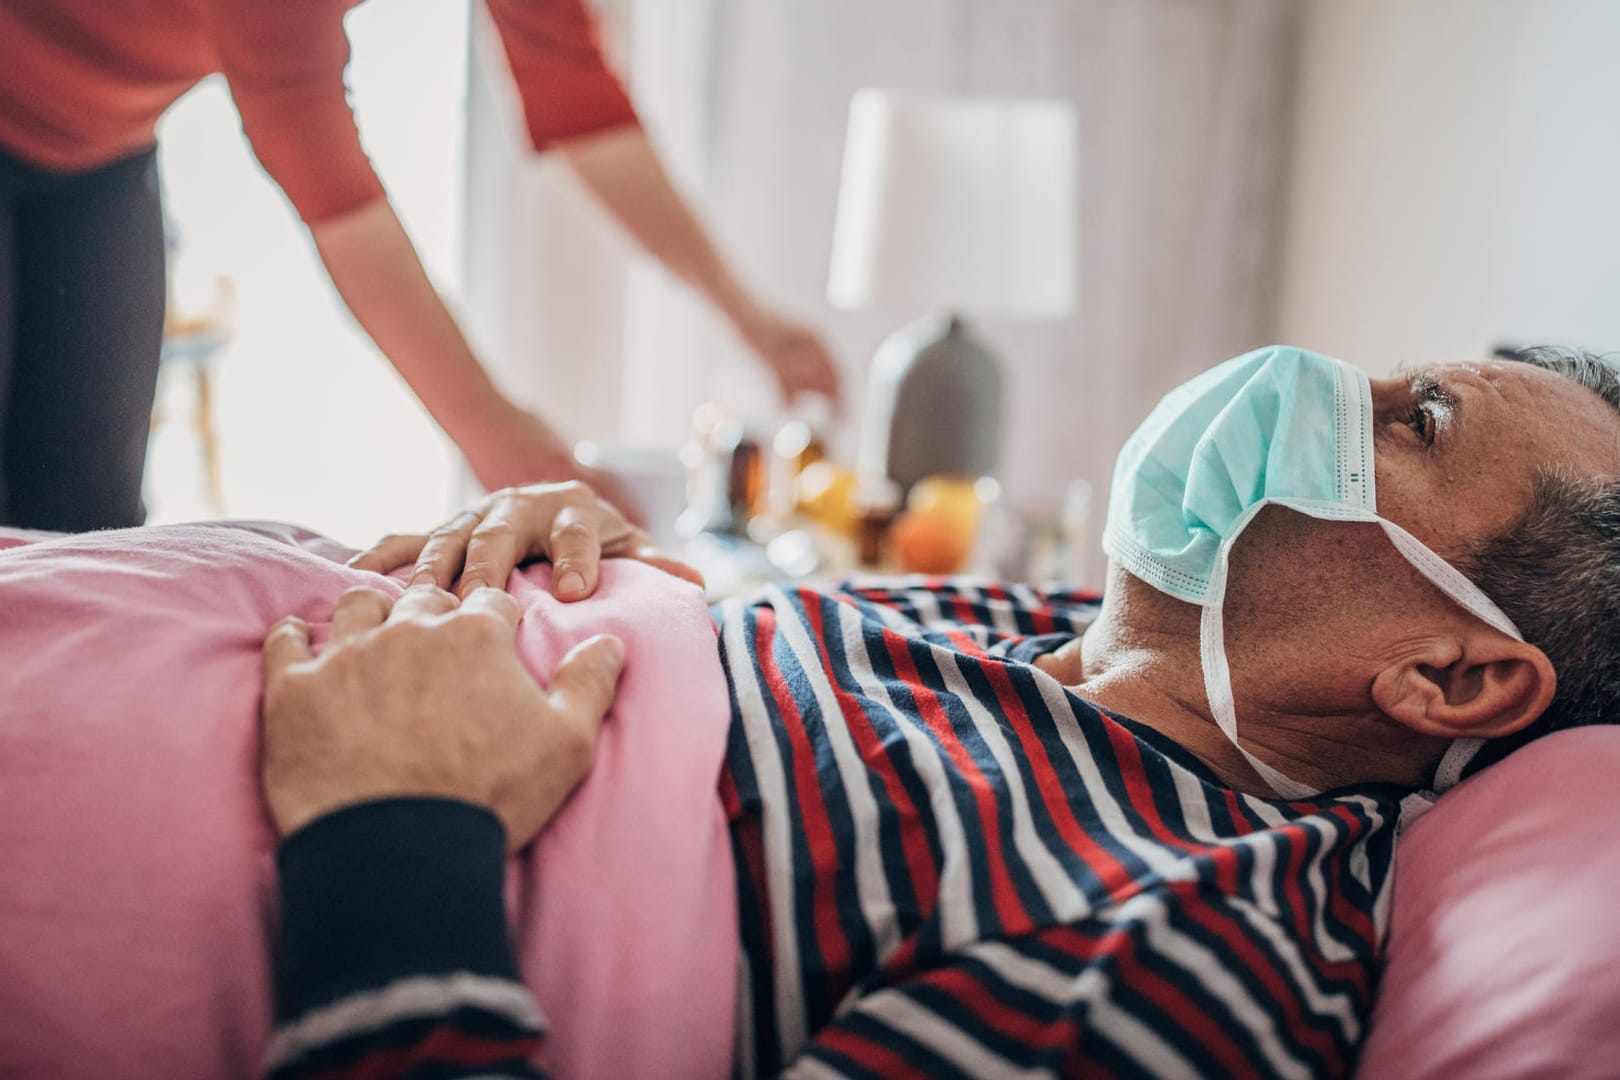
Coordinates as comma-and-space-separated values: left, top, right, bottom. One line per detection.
558, 571, 586, 596
600, 635, 625, 665
459, 577, 486, 597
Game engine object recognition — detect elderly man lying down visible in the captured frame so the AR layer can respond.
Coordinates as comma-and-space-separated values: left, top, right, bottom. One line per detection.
3, 344, 1619, 1079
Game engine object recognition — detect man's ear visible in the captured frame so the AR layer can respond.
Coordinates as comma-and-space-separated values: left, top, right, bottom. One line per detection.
1370, 629, 1556, 740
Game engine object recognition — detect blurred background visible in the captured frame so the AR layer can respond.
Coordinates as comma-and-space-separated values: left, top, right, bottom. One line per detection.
147, 0, 1620, 586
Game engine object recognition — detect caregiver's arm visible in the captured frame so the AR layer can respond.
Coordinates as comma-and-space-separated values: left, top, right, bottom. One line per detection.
259, 584, 625, 1079
307, 201, 643, 516
211, 0, 641, 516
557, 125, 841, 406
349, 481, 705, 601
479, 0, 837, 406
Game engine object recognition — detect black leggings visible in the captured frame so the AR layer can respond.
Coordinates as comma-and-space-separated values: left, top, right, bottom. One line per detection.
0, 143, 166, 531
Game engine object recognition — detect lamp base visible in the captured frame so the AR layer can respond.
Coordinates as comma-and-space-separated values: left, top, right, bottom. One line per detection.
859, 312, 1005, 494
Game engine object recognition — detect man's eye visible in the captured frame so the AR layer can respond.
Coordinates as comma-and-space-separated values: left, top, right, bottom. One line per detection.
1403, 375, 1455, 447
1406, 405, 1434, 445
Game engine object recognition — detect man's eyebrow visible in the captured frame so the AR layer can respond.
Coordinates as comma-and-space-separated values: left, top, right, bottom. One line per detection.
1411, 370, 1462, 428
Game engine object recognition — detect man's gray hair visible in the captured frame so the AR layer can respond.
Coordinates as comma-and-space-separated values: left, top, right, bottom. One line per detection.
1460, 345, 1620, 776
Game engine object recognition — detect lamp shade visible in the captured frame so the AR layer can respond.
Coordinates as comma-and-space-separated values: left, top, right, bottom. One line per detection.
828, 89, 1079, 320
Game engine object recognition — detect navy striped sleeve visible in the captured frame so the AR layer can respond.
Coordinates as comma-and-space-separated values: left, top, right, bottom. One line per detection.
266, 798, 546, 1079
785, 929, 1116, 1078
787, 891, 1366, 1080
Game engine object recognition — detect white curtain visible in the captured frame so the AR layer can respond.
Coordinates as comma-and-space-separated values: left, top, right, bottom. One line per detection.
463, 0, 1300, 579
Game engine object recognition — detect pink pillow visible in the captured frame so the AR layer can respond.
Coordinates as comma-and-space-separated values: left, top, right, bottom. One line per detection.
0, 523, 738, 1080
1360, 727, 1620, 1078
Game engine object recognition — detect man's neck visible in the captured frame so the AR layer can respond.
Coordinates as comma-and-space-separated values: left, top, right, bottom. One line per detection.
1071, 571, 1431, 795
1074, 615, 1274, 793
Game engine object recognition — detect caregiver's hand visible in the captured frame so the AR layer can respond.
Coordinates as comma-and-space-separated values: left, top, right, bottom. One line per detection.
260, 583, 625, 852
348, 481, 705, 602
735, 300, 842, 408
459, 404, 648, 525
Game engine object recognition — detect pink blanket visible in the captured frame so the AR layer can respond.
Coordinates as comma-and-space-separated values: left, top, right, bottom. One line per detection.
0, 522, 738, 1079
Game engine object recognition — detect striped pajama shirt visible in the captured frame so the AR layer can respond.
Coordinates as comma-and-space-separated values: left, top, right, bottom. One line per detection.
268, 578, 1400, 1078
719, 579, 1398, 1078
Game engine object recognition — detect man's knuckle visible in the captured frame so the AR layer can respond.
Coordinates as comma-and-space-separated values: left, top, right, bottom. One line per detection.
270, 670, 314, 704
477, 519, 518, 542
342, 584, 388, 605
449, 510, 483, 531
552, 518, 594, 545
415, 582, 457, 605
478, 594, 522, 628
450, 611, 495, 641
324, 640, 360, 665
390, 616, 432, 642
558, 479, 594, 501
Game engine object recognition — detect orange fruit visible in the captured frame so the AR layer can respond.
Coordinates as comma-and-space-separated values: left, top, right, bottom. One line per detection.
890, 508, 972, 574
906, 475, 984, 537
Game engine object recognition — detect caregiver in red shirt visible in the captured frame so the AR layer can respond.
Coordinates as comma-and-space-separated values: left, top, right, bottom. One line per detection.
0, 0, 838, 531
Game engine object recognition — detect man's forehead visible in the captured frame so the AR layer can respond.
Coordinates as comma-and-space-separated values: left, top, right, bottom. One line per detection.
1461, 357, 1620, 470
1420, 356, 1550, 386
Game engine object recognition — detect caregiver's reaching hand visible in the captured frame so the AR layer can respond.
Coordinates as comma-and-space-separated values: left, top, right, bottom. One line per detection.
260, 582, 626, 852
348, 480, 705, 602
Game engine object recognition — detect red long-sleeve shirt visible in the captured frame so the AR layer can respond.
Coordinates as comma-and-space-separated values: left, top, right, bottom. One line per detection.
0, 0, 638, 223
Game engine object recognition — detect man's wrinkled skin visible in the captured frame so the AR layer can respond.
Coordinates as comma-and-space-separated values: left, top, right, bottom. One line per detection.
1050, 358, 1620, 794
260, 582, 625, 850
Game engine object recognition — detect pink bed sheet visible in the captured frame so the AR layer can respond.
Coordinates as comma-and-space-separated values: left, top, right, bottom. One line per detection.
0, 522, 738, 1079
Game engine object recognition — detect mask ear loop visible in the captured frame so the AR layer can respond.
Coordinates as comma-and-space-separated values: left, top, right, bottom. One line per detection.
1200, 506, 1518, 804
1375, 519, 1518, 795
1375, 520, 1523, 641
1400, 737, 1485, 833
1198, 501, 1319, 801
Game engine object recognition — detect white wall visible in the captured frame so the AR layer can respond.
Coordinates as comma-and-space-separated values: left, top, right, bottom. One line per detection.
463, 1, 1302, 592
152, 1, 468, 546
1277, 0, 1620, 369
460, 4, 634, 450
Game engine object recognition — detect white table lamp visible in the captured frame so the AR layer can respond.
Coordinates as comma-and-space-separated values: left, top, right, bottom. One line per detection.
828, 89, 1079, 491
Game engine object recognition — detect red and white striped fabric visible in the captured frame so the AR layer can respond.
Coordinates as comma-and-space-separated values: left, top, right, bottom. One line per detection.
716, 577, 1401, 1079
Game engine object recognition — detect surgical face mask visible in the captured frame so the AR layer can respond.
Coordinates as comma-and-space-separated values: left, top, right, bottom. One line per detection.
1103, 345, 1522, 804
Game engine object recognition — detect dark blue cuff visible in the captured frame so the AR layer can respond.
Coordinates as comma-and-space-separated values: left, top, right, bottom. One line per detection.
273, 797, 517, 1023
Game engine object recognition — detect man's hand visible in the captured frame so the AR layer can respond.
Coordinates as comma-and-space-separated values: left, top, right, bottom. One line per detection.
260, 583, 625, 851
348, 481, 705, 602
